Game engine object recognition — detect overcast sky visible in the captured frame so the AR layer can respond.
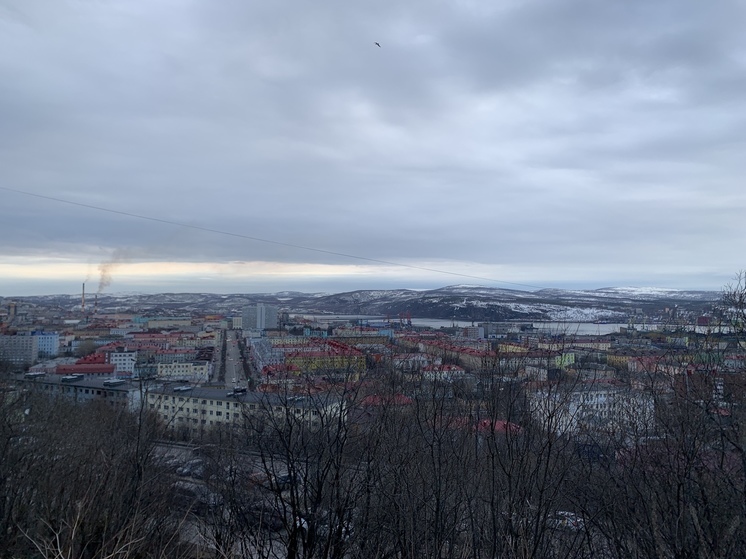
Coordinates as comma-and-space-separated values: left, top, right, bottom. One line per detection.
1, 0, 745, 296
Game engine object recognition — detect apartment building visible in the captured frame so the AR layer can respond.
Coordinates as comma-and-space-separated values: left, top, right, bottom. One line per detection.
529, 380, 655, 437
242, 303, 279, 331
17, 373, 143, 411
0, 334, 39, 366
147, 386, 343, 437
156, 361, 210, 382
33, 331, 60, 358
106, 348, 137, 376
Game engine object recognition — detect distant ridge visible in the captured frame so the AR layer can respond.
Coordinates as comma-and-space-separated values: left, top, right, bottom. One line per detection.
3, 285, 720, 322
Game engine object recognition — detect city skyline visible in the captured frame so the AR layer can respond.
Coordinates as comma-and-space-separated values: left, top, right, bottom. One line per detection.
2, 0, 746, 295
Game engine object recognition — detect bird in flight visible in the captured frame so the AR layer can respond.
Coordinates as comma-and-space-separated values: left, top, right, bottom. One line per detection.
374, 42, 381, 47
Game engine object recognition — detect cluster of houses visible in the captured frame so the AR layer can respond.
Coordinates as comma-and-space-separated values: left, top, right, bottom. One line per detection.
3, 298, 745, 442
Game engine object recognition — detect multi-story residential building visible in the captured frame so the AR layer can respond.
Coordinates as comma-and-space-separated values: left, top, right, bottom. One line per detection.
0, 334, 39, 366
571, 363, 617, 381
110, 326, 143, 336
106, 348, 137, 376
479, 322, 518, 338
152, 349, 197, 364
392, 353, 432, 372
568, 338, 612, 352
32, 331, 60, 358
283, 340, 365, 374
421, 364, 467, 382
528, 380, 655, 437
461, 326, 484, 340
146, 317, 192, 329
17, 373, 143, 411
147, 386, 343, 437
249, 338, 285, 371
157, 361, 210, 382
242, 304, 279, 331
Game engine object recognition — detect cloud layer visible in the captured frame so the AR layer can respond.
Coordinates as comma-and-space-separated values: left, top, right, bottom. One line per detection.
1, 0, 745, 294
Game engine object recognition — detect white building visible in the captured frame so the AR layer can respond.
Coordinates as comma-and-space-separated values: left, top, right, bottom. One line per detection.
107, 349, 138, 376
147, 386, 343, 437
157, 361, 210, 382
529, 381, 656, 437
33, 331, 60, 358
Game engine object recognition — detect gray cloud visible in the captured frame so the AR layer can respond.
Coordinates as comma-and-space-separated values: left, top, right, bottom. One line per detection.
1, 0, 745, 294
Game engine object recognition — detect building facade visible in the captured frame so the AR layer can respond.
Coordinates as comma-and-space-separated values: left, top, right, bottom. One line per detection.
156, 361, 210, 382
17, 373, 143, 412
33, 331, 60, 358
242, 304, 279, 330
0, 335, 39, 366
529, 381, 656, 437
147, 386, 342, 438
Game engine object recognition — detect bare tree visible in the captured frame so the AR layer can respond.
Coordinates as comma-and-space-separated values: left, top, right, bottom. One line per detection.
2, 393, 190, 559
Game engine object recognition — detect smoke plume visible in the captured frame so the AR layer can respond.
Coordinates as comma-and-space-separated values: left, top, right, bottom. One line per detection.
97, 249, 128, 293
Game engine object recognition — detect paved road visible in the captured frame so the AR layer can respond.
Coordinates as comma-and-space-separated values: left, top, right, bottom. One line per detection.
224, 330, 248, 390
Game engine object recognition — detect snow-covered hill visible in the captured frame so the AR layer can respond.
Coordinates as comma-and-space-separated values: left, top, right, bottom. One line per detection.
3, 285, 720, 322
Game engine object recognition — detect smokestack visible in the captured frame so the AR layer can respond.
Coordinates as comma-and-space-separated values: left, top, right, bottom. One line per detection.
94, 294, 98, 315
82, 283, 86, 314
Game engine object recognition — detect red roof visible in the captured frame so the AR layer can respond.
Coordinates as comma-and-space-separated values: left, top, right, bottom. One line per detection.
56, 364, 116, 375
76, 353, 106, 364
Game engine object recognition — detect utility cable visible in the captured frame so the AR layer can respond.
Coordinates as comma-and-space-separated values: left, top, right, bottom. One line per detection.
0, 186, 547, 290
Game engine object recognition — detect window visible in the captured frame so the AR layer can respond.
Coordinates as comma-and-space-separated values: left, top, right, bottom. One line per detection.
216, 411, 222, 417
192, 398, 198, 403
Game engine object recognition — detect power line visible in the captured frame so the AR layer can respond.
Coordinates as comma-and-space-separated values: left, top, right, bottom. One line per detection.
0, 186, 547, 290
